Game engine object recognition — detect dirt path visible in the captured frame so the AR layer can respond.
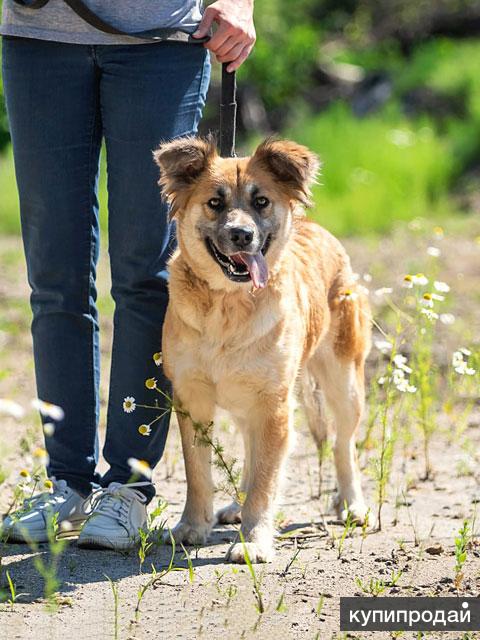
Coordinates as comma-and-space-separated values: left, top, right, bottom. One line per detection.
1, 217, 480, 640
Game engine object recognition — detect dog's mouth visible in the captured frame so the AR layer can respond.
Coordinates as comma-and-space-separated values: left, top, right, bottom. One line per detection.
205, 235, 271, 288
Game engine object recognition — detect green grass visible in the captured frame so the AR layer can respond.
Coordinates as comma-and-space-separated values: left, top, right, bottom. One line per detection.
0, 148, 20, 235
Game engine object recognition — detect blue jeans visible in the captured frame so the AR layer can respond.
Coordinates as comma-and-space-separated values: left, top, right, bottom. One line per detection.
2, 37, 210, 501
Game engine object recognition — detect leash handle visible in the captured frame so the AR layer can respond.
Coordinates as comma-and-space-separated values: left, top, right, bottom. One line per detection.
220, 63, 237, 158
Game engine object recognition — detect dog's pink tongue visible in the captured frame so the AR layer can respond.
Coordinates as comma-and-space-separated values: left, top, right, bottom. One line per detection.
232, 252, 268, 289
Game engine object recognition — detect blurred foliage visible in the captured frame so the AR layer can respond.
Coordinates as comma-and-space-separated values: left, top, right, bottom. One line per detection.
290, 103, 456, 235
239, 0, 480, 110
300, 37, 480, 234
237, 0, 321, 112
1, 0, 480, 234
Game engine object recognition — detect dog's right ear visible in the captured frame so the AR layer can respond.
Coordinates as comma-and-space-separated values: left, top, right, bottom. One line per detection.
153, 136, 217, 219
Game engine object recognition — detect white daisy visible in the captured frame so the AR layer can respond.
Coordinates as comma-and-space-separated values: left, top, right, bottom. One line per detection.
153, 352, 163, 367
421, 308, 439, 322
128, 457, 153, 479
439, 313, 455, 325
0, 399, 25, 420
123, 397, 136, 413
421, 293, 434, 308
43, 422, 55, 437
403, 275, 414, 288
60, 520, 73, 532
434, 280, 450, 293
31, 399, 64, 421
138, 424, 152, 437
374, 340, 393, 354
145, 378, 157, 390
374, 287, 393, 297
427, 246, 441, 257
412, 273, 429, 286
455, 362, 476, 376
32, 447, 49, 466
393, 354, 412, 373
395, 378, 417, 393
18, 469, 32, 485
452, 350, 476, 376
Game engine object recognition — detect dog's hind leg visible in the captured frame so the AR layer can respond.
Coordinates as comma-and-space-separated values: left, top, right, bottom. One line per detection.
226, 397, 292, 564
166, 380, 216, 546
309, 348, 368, 524
216, 420, 250, 525
299, 369, 330, 497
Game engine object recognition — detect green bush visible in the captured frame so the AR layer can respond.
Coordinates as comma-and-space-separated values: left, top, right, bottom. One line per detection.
237, 0, 322, 111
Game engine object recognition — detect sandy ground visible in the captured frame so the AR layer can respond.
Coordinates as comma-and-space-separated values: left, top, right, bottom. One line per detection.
0, 217, 480, 640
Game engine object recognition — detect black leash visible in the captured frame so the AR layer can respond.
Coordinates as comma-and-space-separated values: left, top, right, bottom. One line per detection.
14, 0, 237, 157
220, 63, 237, 158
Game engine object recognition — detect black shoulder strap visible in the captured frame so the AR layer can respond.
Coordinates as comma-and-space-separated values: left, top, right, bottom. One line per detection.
14, 0, 208, 43
13, 0, 237, 157
65, 0, 211, 43
14, 0, 49, 7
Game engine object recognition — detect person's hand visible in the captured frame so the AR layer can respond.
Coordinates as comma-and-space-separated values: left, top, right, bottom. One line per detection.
192, 0, 256, 72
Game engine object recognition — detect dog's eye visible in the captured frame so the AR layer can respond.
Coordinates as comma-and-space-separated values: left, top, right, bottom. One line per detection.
207, 197, 223, 211
254, 196, 269, 209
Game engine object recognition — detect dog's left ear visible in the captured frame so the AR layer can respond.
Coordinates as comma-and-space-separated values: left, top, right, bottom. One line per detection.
153, 135, 217, 218
251, 139, 320, 206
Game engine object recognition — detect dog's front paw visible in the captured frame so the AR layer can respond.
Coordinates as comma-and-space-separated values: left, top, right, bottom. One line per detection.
164, 520, 212, 546
216, 502, 242, 525
335, 498, 369, 526
226, 541, 275, 564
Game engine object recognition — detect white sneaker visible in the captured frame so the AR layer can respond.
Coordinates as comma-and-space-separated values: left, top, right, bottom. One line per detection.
1, 478, 87, 543
77, 482, 148, 551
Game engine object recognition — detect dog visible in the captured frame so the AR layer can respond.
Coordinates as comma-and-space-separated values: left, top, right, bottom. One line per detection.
153, 136, 371, 563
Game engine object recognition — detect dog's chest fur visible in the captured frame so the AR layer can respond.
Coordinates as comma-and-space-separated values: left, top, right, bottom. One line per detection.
163, 262, 305, 412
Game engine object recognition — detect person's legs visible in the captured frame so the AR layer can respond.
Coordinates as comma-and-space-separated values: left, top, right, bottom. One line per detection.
2, 37, 102, 496
97, 42, 210, 499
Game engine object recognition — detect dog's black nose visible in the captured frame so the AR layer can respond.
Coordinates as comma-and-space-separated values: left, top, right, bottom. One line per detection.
229, 226, 254, 249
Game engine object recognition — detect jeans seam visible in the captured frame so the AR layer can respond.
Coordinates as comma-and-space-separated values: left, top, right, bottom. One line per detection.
84, 62, 101, 478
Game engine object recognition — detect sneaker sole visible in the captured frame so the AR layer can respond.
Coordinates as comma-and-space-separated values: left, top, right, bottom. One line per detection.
77, 535, 139, 551
4, 526, 83, 544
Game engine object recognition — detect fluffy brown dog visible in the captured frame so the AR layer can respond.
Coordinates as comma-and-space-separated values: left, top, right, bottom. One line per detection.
154, 137, 371, 563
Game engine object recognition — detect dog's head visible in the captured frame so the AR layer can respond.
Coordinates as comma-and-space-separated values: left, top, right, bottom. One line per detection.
154, 136, 319, 290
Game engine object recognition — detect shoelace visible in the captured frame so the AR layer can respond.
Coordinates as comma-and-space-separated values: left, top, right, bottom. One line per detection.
21, 477, 70, 511
85, 482, 149, 525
